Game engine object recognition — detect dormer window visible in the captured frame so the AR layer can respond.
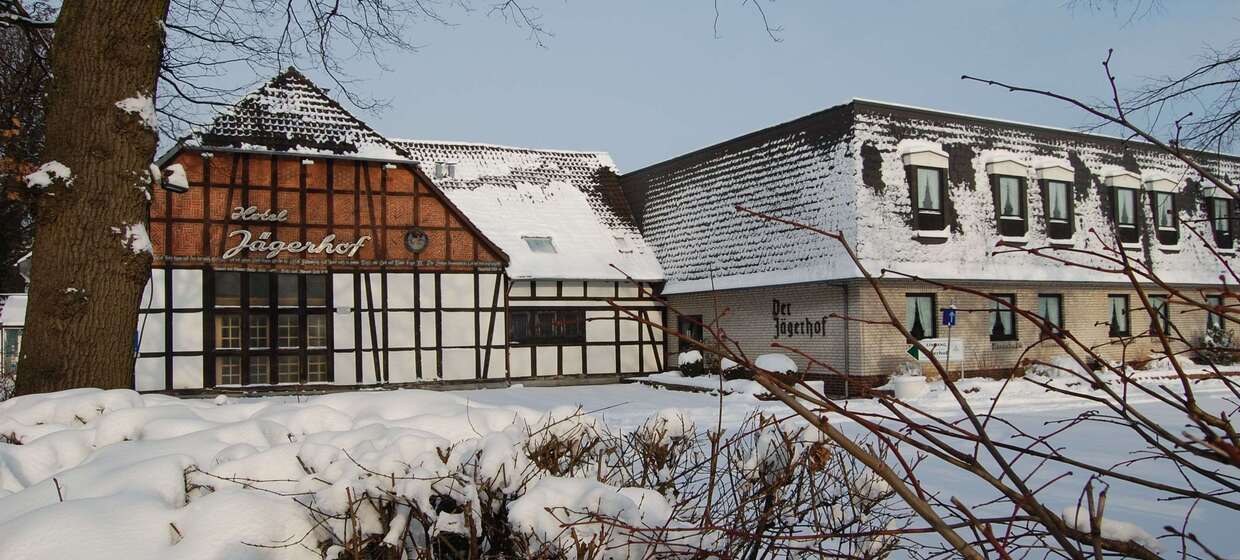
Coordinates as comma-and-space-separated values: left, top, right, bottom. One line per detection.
432, 162, 456, 180
900, 142, 950, 235
913, 167, 946, 230
992, 175, 1027, 236
1144, 175, 1180, 247
1207, 192, 1234, 250
985, 156, 1029, 238
1103, 170, 1142, 245
523, 236, 556, 253
1036, 163, 1075, 241
1113, 187, 1139, 243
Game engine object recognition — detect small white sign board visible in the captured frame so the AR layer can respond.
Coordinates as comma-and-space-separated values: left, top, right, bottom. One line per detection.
916, 337, 964, 365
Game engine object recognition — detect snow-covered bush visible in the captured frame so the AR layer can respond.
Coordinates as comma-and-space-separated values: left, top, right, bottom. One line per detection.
719, 357, 750, 380
754, 353, 797, 375
676, 350, 705, 377
1196, 324, 1236, 365
0, 389, 908, 559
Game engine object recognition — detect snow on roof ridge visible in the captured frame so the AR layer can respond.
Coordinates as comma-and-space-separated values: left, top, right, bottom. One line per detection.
391, 137, 612, 158
852, 97, 1240, 158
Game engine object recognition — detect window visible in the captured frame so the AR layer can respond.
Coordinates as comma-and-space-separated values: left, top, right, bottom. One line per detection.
307, 315, 328, 348
1209, 197, 1234, 249
990, 294, 1017, 341
307, 355, 329, 383
216, 315, 242, 349
215, 272, 241, 306
249, 356, 270, 385
211, 271, 330, 386
523, 236, 557, 254
1113, 188, 1140, 244
677, 314, 704, 352
993, 176, 1027, 236
278, 314, 299, 348
217, 355, 242, 385
1151, 192, 1179, 245
1108, 295, 1130, 337
433, 162, 456, 180
911, 167, 946, 231
307, 275, 327, 306
277, 355, 299, 384
248, 315, 269, 348
277, 274, 299, 306
1149, 295, 1170, 334
508, 308, 586, 345
1043, 180, 1074, 240
905, 294, 936, 340
1207, 294, 1224, 331
1037, 294, 1064, 333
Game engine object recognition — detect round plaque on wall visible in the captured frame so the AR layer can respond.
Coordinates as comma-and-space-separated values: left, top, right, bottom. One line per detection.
404, 228, 429, 253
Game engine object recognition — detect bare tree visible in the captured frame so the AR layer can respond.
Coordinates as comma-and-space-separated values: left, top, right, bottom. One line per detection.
0, 0, 555, 395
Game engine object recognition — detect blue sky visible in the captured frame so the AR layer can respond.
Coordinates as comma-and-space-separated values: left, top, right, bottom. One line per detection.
323, 1, 1240, 171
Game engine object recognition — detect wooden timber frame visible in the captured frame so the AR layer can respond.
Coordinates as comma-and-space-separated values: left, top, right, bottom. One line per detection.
142, 146, 510, 390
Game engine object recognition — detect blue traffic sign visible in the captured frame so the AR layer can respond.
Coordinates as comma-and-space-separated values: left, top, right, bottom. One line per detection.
942, 308, 957, 327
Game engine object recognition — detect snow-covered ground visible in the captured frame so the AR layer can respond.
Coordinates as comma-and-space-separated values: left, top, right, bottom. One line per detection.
0, 365, 1235, 558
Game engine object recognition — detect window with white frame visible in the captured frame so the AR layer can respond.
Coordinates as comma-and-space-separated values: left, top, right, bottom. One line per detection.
1149, 295, 1171, 334
1209, 197, 1234, 249
905, 294, 936, 340
993, 175, 1027, 236
1108, 294, 1130, 337
523, 236, 557, 253
1151, 191, 1179, 246
1207, 294, 1224, 331
990, 294, 1017, 341
1037, 294, 1063, 333
1113, 188, 1140, 244
912, 167, 946, 231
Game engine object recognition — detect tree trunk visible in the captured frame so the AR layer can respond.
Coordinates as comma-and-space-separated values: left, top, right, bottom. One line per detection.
15, 0, 170, 396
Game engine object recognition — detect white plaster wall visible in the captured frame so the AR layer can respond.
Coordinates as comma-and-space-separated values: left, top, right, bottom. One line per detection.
172, 270, 202, 309
585, 310, 615, 342
172, 312, 202, 352
536, 346, 558, 375
172, 356, 203, 389
387, 273, 417, 308
442, 349, 474, 379
334, 353, 356, 384
334, 314, 354, 350
509, 347, 531, 377
619, 346, 641, 374
587, 281, 614, 298
561, 346, 583, 374
419, 350, 439, 378
440, 312, 476, 347
440, 274, 474, 308
388, 350, 418, 383
418, 273, 437, 306
418, 312, 438, 347
135, 357, 164, 391
586, 345, 615, 374
138, 314, 165, 353
332, 273, 354, 308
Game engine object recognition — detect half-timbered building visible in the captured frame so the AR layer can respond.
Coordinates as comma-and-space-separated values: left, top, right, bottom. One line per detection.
139, 68, 664, 392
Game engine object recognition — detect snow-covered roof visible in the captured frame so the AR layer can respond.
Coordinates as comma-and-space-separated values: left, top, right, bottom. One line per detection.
0, 294, 26, 327
620, 105, 862, 294
394, 140, 663, 281
188, 68, 407, 160
164, 69, 660, 282
622, 100, 1240, 293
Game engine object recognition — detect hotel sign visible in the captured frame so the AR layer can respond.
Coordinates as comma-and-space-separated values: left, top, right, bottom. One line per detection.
222, 206, 371, 260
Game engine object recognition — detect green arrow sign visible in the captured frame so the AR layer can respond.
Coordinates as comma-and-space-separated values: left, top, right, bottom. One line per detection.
907, 345, 920, 359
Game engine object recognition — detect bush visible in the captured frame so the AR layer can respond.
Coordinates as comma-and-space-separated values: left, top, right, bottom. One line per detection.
676, 350, 705, 377
1197, 324, 1236, 366
197, 409, 910, 559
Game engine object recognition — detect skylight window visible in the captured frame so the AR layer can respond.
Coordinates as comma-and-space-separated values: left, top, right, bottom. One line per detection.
523, 236, 556, 253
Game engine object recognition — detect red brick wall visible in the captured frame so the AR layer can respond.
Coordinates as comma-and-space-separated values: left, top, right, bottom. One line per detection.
151, 149, 503, 272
